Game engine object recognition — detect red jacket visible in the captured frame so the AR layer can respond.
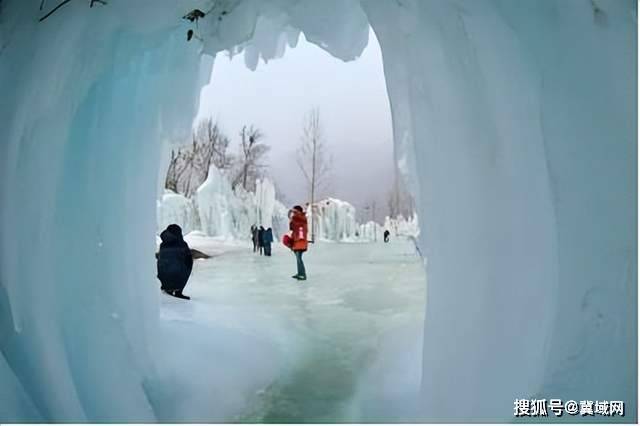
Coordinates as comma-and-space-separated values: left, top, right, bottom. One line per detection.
289, 211, 308, 251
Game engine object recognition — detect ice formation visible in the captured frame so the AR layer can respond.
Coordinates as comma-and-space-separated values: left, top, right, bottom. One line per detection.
358, 220, 385, 243
358, 214, 420, 243
308, 198, 416, 243
383, 214, 420, 239
194, 165, 239, 238
157, 165, 288, 240
0, 0, 636, 422
311, 198, 359, 241
157, 190, 200, 235
158, 185, 374, 244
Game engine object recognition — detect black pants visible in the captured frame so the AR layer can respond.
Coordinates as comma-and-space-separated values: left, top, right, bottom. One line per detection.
264, 243, 272, 256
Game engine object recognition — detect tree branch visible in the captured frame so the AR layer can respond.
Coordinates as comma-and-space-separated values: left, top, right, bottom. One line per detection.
39, 0, 73, 22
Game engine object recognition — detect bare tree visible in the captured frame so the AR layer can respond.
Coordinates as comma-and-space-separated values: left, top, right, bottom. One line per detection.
39, 0, 107, 22
165, 149, 188, 194
195, 117, 232, 171
296, 108, 332, 241
164, 118, 232, 197
232, 125, 270, 192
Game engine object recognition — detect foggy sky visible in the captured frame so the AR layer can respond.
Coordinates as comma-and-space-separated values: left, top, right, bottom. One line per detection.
196, 28, 394, 221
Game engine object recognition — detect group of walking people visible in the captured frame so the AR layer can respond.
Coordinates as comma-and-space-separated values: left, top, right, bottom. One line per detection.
251, 225, 274, 256
156, 204, 310, 300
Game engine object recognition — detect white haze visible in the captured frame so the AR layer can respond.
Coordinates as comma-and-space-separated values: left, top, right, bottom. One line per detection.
197, 28, 394, 220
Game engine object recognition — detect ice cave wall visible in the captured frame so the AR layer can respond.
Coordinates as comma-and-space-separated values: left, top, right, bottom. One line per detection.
363, 0, 637, 421
0, 0, 636, 422
0, 1, 213, 421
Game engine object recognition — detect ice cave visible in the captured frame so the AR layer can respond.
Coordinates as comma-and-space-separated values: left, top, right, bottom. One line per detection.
0, 0, 636, 423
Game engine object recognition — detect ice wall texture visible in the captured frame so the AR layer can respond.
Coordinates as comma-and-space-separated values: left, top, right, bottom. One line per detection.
159, 184, 363, 243
314, 198, 359, 241
358, 220, 385, 242
0, 1, 213, 421
0, 0, 636, 422
384, 214, 420, 238
157, 191, 200, 235
363, 0, 637, 421
194, 167, 287, 239
158, 169, 286, 240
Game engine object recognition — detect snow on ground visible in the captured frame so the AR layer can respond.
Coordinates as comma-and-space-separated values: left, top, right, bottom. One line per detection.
156, 237, 426, 422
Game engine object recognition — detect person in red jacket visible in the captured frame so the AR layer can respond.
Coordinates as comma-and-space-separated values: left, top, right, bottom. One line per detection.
289, 205, 308, 280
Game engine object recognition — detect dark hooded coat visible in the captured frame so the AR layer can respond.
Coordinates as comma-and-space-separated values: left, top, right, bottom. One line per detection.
262, 228, 274, 245
157, 226, 193, 292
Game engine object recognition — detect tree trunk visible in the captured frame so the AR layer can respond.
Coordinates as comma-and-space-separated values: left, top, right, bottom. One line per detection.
242, 163, 248, 190
310, 135, 317, 242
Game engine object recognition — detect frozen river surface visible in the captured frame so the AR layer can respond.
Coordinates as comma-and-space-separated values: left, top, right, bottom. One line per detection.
158, 239, 426, 422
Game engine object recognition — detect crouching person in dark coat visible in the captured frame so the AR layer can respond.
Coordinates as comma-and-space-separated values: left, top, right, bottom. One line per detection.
157, 224, 193, 300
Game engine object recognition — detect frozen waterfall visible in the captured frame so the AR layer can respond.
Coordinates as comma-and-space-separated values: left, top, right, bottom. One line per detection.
156, 165, 288, 240
312, 198, 359, 242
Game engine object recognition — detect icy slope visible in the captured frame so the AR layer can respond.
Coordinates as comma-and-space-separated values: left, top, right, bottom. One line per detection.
0, 0, 636, 422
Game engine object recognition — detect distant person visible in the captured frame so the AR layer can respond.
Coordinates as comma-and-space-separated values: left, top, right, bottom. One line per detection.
384, 229, 390, 243
157, 224, 193, 300
262, 227, 274, 256
251, 225, 258, 252
289, 205, 308, 280
258, 226, 265, 255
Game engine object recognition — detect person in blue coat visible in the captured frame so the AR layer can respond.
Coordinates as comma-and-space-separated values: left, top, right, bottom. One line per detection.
262, 227, 274, 256
157, 224, 193, 300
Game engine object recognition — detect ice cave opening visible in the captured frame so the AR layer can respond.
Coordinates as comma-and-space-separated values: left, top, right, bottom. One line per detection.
0, 0, 636, 423
153, 23, 426, 423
